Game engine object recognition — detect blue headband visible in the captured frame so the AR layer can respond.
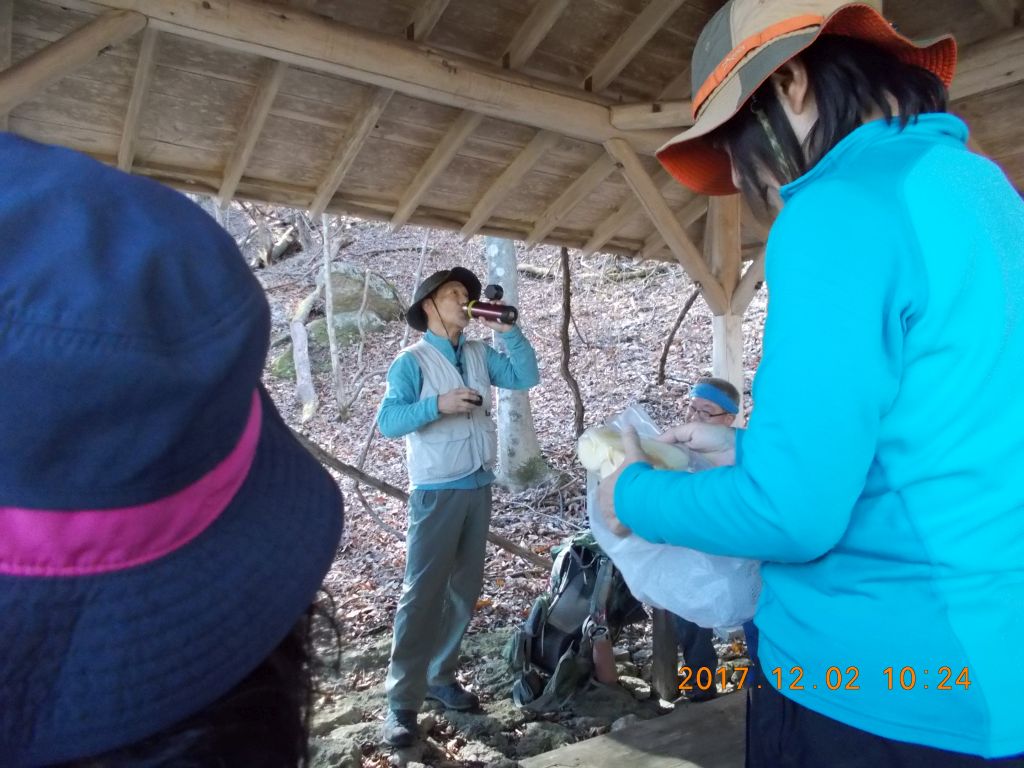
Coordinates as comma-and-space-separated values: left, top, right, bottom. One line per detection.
692, 382, 739, 414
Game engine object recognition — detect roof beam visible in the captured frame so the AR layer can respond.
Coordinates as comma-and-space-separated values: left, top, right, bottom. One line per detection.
976, 0, 1021, 28
0, 0, 13, 130
308, 0, 447, 218
640, 196, 708, 260
77, 0, 676, 153
391, 110, 483, 229
461, 129, 560, 239
502, 0, 570, 70
605, 137, 727, 314
0, 9, 146, 114
526, 153, 617, 247
585, 0, 684, 92
610, 99, 692, 130
950, 26, 1024, 101
217, 59, 286, 206
117, 26, 158, 171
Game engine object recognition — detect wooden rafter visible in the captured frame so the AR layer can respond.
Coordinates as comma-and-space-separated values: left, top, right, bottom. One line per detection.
393, 0, 572, 232
218, 59, 287, 206
406, 0, 450, 41
657, 65, 692, 100
977, 0, 1021, 28
585, 0, 684, 93
461, 130, 559, 239
581, 167, 674, 256
605, 138, 727, 314
390, 110, 482, 229
950, 26, 1024, 101
70, 0, 674, 153
503, 0, 570, 70
640, 196, 708, 260
0, 0, 13, 130
117, 26, 158, 171
0, 9, 146, 114
526, 154, 617, 247
308, 0, 448, 218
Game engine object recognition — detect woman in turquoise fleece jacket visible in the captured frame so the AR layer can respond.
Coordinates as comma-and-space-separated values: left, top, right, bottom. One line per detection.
600, 3, 1024, 766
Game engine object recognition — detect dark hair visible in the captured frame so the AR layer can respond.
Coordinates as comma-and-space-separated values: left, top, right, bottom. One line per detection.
696, 376, 740, 408
715, 34, 948, 212
61, 597, 342, 768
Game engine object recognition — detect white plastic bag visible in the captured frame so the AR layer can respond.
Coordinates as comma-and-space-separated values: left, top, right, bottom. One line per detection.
581, 405, 761, 628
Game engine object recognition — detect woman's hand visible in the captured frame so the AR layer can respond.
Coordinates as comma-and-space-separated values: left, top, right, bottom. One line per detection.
656, 422, 737, 467
597, 427, 649, 537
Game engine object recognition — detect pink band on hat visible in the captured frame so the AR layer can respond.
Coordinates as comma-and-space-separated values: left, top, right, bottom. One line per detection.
0, 391, 262, 577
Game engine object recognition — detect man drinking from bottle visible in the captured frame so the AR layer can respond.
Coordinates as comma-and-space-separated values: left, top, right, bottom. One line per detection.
377, 267, 539, 747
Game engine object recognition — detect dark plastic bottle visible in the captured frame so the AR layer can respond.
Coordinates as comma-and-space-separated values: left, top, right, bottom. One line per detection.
463, 300, 518, 325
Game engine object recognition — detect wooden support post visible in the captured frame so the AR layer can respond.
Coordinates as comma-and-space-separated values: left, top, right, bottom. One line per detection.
117, 26, 158, 171
218, 59, 287, 206
605, 137, 727, 314
0, 10, 146, 115
651, 607, 680, 701
706, 195, 745, 423
526, 154, 617, 247
461, 130, 559, 239
0, 0, 12, 131
585, 0, 684, 92
391, 110, 482, 229
731, 249, 765, 316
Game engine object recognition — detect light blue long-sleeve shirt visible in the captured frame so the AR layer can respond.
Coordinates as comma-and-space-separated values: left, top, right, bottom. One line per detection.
377, 327, 539, 490
615, 115, 1024, 757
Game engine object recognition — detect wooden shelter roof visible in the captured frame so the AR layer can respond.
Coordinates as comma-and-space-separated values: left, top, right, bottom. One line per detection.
1, 0, 1021, 292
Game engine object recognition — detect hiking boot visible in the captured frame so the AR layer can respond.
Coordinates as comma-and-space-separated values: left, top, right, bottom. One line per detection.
382, 709, 418, 747
426, 682, 479, 711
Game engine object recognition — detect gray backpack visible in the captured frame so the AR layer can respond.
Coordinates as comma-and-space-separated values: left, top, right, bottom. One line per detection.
504, 532, 645, 710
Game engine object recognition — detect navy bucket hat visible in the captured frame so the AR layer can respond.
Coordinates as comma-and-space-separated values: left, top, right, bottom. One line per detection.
0, 134, 344, 764
405, 267, 481, 332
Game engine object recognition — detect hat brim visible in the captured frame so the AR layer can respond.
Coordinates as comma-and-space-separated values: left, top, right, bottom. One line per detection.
406, 267, 482, 332
2, 386, 343, 764
657, 3, 958, 196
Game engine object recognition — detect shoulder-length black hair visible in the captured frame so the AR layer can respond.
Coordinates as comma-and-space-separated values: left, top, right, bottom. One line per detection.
714, 34, 949, 211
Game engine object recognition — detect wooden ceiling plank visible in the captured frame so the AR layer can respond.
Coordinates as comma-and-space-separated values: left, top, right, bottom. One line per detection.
390, 109, 482, 229
605, 137, 726, 310
117, 27, 158, 171
68, 0, 675, 153
526, 153, 617, 247
585, 0, 685, 93
308, 0, 449, 218
657, 64, 691, 100
461, 129, 559, 239
976, 0, 1021, 29
0, 0, 13, 130
610, 98, 692, 130
640, 195, 707, 260
0, 9, 146, 114
503, 0, 571, 70
581, 166, 674, 255
950, 26, 1024, 101
217, 58, 286, 205
406, 0, 451, 42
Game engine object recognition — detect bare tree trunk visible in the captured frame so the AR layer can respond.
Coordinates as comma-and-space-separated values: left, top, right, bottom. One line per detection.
484, 236, 550, 491
656, 287, 700, 385
558, 247, 585, 437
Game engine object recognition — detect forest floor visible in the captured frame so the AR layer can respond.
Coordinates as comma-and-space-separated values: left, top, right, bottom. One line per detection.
246, 210, 767, 767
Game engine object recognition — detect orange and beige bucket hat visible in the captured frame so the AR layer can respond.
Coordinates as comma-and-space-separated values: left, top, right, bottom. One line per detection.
657, 0, 958, 196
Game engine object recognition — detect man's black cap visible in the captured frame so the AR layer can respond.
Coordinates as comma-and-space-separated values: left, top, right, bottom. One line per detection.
405, 267, 481, 332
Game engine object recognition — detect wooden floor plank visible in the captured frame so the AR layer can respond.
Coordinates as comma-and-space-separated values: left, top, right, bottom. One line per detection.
519, 691, 745, 768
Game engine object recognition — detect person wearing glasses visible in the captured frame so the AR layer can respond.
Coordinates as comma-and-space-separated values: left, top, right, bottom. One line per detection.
376, 267, 539, 748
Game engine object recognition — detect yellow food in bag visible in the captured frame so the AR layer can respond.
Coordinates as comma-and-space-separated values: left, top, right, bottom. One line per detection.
576, 426, 690, 478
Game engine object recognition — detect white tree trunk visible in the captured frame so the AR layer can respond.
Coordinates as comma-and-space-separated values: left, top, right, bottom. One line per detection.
484, 236, 550, 490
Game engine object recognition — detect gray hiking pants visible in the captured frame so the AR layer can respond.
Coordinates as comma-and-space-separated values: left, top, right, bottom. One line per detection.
385, 485, 491, 711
